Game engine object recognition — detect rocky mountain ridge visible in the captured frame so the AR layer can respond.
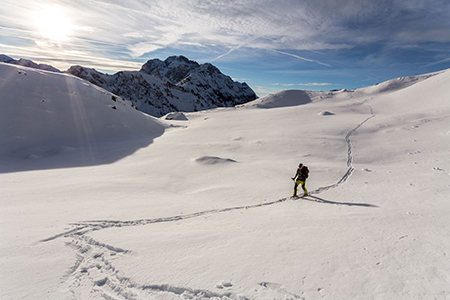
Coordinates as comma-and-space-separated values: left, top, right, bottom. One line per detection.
1, 54, 257, 117
68, 56, 257, 117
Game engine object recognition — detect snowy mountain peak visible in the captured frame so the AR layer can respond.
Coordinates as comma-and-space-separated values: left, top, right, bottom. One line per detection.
68, 56, 257, 117
1, 55, 256, 118
140, 55, 200, 84
165, 55, 198, 66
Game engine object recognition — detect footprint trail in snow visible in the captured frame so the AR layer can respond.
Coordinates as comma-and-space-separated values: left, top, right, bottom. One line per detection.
42, 107, 375, 299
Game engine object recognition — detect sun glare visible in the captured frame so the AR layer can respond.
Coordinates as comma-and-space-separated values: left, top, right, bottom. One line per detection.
34, 7, 73, 41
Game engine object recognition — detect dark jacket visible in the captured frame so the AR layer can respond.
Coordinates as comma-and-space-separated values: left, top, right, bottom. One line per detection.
294, 166, 309, 181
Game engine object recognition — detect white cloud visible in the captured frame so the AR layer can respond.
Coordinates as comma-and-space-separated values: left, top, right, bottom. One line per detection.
2, 0, 340, 59
1, 0, 449, 71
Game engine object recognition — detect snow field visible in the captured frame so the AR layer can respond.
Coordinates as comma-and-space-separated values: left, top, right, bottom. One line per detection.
1, 64, 450, 299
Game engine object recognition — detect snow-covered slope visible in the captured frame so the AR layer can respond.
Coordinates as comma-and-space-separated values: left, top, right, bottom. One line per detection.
67, 56, 257, 117
0, 62, 165, 172
1, 66, 449, 300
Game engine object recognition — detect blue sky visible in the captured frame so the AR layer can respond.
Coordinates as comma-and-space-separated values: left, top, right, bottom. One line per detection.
1, 0, 449, 96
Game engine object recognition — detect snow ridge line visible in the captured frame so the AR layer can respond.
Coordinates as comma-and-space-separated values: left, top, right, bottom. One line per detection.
310, 103, 375, 195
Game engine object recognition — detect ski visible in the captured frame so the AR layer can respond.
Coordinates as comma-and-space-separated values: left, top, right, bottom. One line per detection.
291, 194, 308, 199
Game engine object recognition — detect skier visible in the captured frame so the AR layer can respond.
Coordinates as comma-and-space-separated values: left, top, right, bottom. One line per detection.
292, 163, 309, 197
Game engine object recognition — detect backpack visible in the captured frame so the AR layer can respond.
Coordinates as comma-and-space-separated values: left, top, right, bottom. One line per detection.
302, 166, 309, 179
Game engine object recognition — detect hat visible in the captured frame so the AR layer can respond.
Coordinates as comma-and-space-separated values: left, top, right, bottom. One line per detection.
299, 163, 303, 167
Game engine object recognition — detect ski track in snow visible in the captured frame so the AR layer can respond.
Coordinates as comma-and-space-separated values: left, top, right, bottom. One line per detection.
42, 104, 375, 300
312, 103, 375, 195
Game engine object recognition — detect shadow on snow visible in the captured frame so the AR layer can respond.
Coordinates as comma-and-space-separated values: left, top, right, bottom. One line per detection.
303, 194, 378, 208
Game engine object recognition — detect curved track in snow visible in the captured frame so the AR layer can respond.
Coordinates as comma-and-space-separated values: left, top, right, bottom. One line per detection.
310, 103, 375, 195
42, 105, 375, 300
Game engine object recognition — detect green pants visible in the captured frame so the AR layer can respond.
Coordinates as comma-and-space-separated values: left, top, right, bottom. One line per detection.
294, 180, 307, 196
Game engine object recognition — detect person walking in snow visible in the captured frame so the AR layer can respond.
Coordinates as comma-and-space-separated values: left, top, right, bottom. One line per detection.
292, 163, 309, 197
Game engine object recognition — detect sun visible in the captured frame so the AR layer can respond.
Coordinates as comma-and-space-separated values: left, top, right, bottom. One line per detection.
34, 7, 73, 41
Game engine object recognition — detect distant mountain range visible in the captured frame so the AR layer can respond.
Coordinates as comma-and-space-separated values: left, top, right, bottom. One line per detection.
0, 54, 257, 117
0, 54, 61, 73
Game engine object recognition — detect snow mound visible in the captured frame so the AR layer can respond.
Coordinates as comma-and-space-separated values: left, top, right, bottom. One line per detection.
319, 111, 335, 116
0, 63, 165, 171
195, 156, 237, 165
164, 112, 188, 120
246, 90, 312, 108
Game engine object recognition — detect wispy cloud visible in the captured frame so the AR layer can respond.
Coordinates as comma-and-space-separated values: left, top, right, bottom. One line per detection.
0, 0, 449, 78
421, 57, 450, 68
3, 0, 450, 55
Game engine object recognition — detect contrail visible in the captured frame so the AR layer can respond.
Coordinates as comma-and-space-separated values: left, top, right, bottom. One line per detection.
270, 49, 331, 67
211, 35, 262, 62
